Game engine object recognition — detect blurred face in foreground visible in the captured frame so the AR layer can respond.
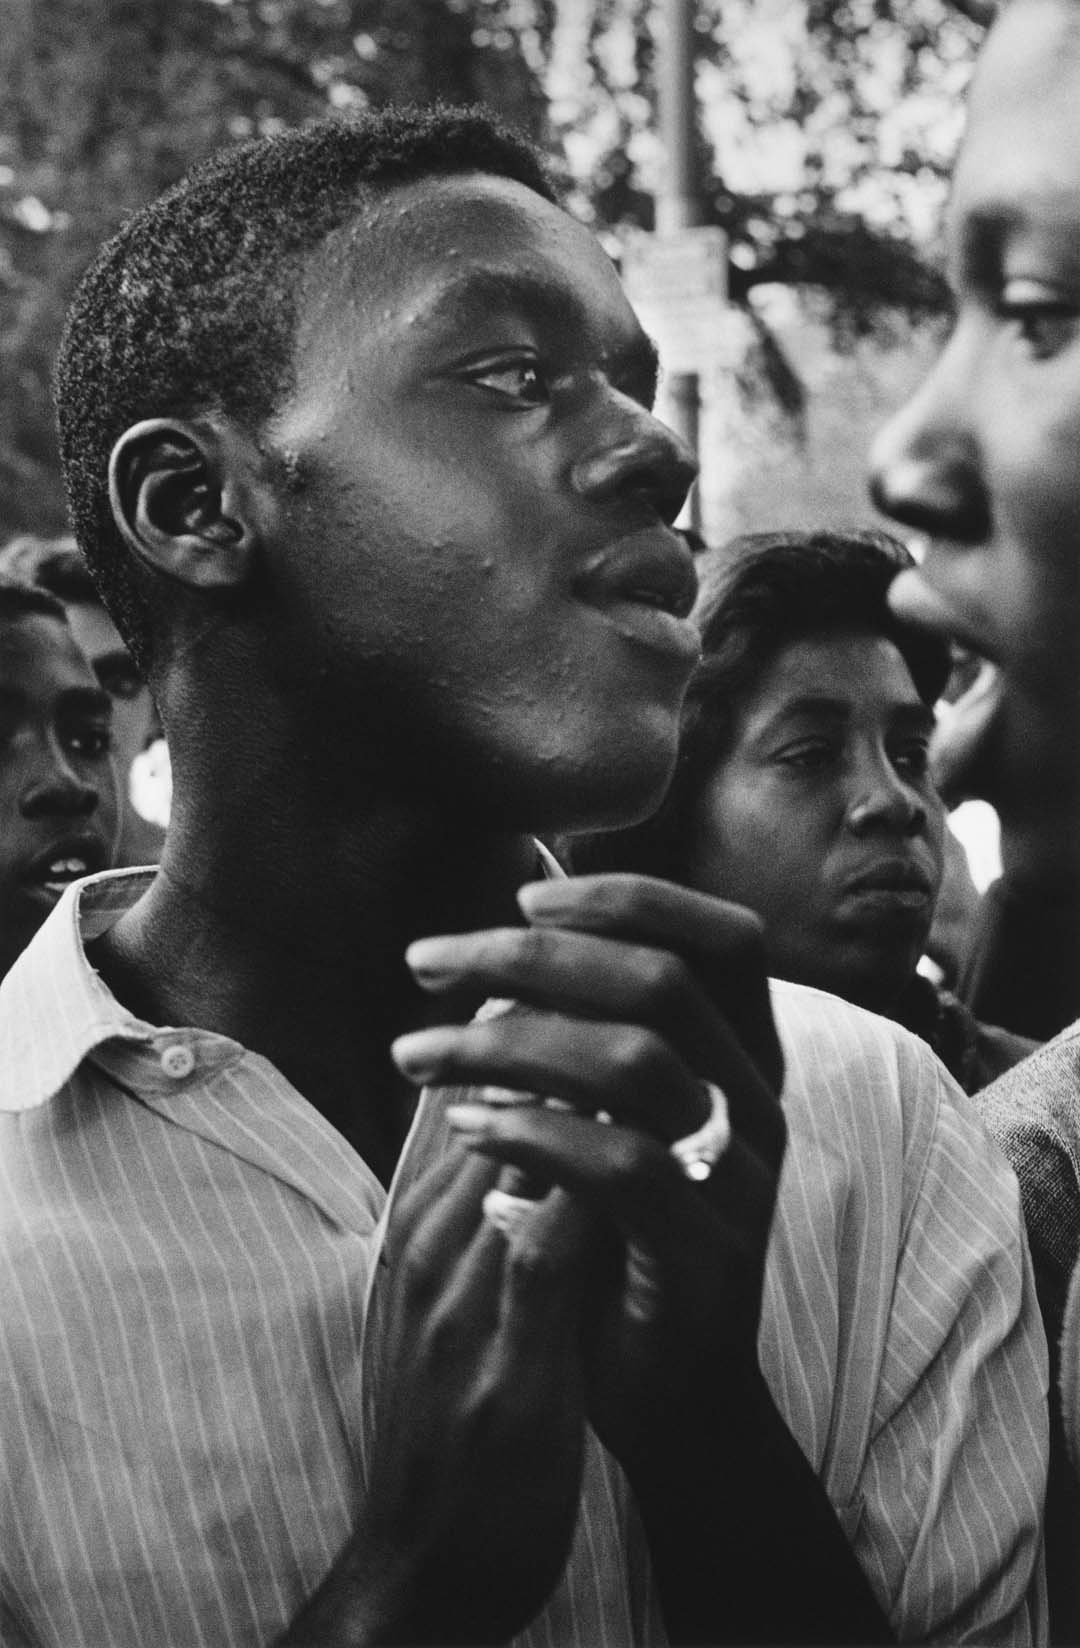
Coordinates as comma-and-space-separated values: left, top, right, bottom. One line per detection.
683, 631, 946, 1012
870, 0, 1080, 775
0, 612, 119, 977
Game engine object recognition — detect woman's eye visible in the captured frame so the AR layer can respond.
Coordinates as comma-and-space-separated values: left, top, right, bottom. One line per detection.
1000, 283, 1080, 360
777, 742, 836, 772
466, 359, 549, 405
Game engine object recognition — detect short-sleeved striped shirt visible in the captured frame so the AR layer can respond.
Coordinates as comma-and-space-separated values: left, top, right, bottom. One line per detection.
0, 871, 1049, 1646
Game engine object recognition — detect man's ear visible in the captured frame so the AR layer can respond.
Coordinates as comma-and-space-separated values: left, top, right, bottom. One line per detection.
108, 418, 259, 591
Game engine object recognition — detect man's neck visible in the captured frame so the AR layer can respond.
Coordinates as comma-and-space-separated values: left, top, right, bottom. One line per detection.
89, 803, 542, 1183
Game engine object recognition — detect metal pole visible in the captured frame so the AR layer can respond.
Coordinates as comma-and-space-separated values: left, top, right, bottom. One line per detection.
656, 0, 701, 236
655, 0, 702, 529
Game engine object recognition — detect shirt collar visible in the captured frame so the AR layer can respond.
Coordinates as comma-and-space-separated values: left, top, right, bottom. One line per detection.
0, 867, 159, 1112
0, 842, 568, 1116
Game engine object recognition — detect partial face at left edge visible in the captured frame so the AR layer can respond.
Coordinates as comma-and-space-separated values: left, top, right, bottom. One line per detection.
258, 172, 700, 836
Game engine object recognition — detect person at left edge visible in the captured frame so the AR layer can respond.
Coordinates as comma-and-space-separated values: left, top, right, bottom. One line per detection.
0, 575, 119, 979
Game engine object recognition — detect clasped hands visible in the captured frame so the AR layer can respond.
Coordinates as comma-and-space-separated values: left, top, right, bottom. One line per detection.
286, 875, 788, 1646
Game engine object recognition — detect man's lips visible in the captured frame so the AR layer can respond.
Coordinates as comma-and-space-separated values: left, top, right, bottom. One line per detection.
843, 859, 935, 898
572, 527, 701, 664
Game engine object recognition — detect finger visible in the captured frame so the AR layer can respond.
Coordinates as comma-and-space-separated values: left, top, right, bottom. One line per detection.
407, 923, 735, 1091
385, 1143, 502, 1276
401, 925, 782, 1160
397, 1016, 782, 1173
447, 1187, 594, 1377
407, 923, 711, 1025
518, 875, 784, 1092
393, 1010, 706, 1140
448, 1102, 783, 1338
497, 1187, 594, 1324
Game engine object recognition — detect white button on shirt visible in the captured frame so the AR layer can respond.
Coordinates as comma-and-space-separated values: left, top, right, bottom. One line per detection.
159, 1042, 195, 1078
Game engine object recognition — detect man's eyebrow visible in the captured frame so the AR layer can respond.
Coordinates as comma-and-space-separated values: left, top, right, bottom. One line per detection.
0, 682, 113, 716
58, 686, 114, 717
93, 647, 135, 673
414, 267, 661, 396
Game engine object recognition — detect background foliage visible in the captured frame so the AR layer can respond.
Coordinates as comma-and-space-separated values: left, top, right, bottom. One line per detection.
0, 0, 989, 536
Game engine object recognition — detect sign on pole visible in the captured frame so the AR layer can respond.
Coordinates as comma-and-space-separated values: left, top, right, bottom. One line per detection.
621, 226, 731, 376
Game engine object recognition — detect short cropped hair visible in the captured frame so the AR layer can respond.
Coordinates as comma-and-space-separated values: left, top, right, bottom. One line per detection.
0, 535, 98, 605
569, 530, 951, 879
0, 575, 71, 629
55, 104, 559, 673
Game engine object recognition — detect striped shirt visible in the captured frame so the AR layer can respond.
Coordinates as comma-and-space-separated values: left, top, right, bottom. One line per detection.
0, 871, 1048, 1646
375, 981, 1049, 1647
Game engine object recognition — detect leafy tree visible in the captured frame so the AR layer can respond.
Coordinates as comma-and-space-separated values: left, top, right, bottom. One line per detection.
0, 0, 991, 536
0, 0, 552, 535
559, 0, 990, 325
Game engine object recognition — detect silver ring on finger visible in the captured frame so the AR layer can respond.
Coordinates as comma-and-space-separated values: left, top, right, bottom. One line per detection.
670, 1080, 731, 1182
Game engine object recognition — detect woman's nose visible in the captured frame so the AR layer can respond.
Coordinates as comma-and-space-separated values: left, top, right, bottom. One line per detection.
868, 336, 990, 544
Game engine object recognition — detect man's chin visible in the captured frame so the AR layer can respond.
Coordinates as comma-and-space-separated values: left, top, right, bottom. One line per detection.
815, 943, 925, 1016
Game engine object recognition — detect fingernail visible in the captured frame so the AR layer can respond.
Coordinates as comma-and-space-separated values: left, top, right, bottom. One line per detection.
404, 938, 455, 981
445, 1103, 493, 1134
517, 880, 570, 918
390, 1028, 453, 1079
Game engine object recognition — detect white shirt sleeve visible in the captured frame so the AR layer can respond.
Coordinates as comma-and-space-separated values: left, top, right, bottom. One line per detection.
763, 983, 1049, 1645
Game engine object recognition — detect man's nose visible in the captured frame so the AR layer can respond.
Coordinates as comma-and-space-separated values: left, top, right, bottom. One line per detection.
867, 347, 990, 544
20, 749, 99, 820
570, 396, 698, 525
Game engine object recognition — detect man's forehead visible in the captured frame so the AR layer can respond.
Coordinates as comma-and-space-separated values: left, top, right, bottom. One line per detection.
0, 613, 105, 695
304, 170, 630, 329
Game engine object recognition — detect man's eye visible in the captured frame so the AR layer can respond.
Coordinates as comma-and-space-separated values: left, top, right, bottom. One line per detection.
66, 726, 112, 758
95, 661, 143, 701
466, 359, 549, 405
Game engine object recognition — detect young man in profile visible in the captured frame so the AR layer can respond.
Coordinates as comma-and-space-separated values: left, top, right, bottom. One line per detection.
0, 107, 1045, 1646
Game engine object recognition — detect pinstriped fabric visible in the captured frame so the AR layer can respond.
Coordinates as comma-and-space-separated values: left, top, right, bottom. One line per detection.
374, 981, 1048, 1647
763, 981, 1047, 1644
0, 875, 385, 1648
0, 874, 1049, 1646
0, 872, 662, 1648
